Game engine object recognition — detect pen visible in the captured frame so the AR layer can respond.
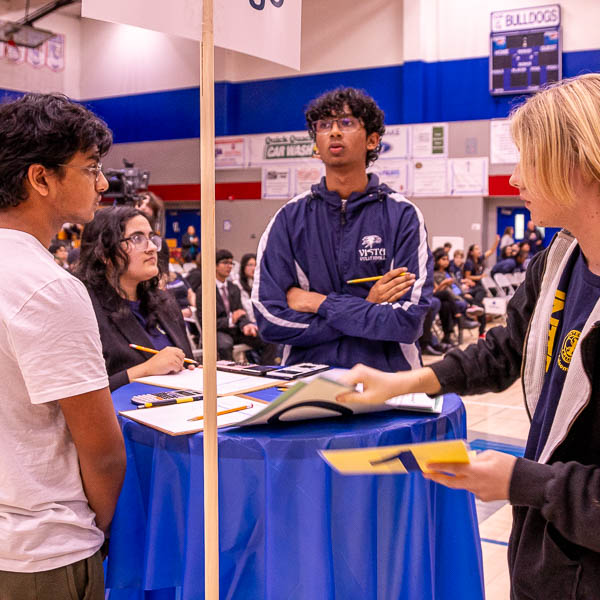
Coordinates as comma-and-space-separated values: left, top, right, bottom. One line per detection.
129, 343, 198, 365
187, 404, 252, 422
136, 396, 202, 409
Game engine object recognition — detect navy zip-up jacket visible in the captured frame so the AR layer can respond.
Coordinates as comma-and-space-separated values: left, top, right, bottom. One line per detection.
252, 174, 433, 372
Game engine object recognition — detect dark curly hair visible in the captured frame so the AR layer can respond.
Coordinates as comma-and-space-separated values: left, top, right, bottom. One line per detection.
305, 87, 385, 166
0, 93, 112, 209
75, 206, 167, 327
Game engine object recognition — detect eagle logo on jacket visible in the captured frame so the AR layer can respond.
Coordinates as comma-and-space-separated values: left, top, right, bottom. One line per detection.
361, 235, 382, 249
359, 235, 386, 261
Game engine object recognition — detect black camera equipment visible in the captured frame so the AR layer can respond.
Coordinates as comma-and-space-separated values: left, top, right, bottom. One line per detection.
103, 159, 150, 204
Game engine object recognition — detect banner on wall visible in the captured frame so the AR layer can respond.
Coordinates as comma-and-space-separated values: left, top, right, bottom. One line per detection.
249, 132, 315, 166
447, 157, 488, 196
411, 123, 448, 158
82, 0, 302, 69
368, 159, 410, 194
379, 126, 410, 159
410, 159, 449, 197
215, 137, 247, 168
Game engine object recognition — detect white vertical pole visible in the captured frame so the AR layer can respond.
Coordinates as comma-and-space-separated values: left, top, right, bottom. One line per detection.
200, 0, 219, 598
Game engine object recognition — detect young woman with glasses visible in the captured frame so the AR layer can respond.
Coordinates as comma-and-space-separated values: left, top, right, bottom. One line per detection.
76, 206, 193, 390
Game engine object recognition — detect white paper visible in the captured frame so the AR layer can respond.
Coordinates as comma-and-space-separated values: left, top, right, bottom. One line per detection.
410, 159, 448, 196
215, 137, 246, 168
134, 369, 281, 395
379, 125, 410, 159
120, 395, 264, 435
368, 159, 409, 194
82, 0, 302, 69
262, 167, 292, 199
385, 393, 444, 414
490, 120, 519, 164
447, 157, 489, 196
411, 123, 448, 158
295, 164, 324, 195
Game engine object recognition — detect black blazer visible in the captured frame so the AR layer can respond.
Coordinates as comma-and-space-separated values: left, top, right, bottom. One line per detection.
87, 288, 194, 391
196, 280, 251, 333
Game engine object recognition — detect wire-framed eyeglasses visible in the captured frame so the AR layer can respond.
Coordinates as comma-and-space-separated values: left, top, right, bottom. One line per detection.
313, 116, 361, 135
57, 162, 104, 182
121, 233, 163, 252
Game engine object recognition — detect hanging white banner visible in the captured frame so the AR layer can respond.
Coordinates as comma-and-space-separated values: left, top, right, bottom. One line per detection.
81, 0, 302, 69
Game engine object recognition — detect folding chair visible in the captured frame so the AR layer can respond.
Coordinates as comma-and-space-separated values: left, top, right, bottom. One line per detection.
493, 273, 515, 298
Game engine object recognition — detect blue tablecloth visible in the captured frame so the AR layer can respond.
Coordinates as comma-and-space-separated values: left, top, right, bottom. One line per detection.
107, 383, 484, 600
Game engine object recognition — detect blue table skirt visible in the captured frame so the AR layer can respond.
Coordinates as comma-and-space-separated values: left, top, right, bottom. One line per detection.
107, 383, 484, 600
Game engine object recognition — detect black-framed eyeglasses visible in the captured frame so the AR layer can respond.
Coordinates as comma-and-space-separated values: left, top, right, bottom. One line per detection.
57, 162, 104, 182
313, 116, 361, 135
121, 233, 163, 251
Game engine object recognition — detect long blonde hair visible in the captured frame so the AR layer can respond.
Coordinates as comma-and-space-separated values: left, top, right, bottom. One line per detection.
510, 73, 600, 205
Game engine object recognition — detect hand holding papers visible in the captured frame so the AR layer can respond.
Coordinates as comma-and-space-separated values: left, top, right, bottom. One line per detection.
320, 440, 470, 475
235, 375, 443, 426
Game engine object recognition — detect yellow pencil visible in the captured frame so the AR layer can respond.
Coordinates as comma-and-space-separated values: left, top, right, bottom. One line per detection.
346, 272, 407, 285
346, 275, 383, 284
187, 404, 252, 422
129, 343, 198, 365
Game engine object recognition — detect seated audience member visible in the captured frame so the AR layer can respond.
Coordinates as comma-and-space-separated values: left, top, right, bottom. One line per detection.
432, 249, 481, 345
49, 239, 68, 268
491, 250, 527, 277
166, 268, 195, 316
499, 226, 515, 250
236, 253, 257, 322
418, 296, 449, 356
76, 206, 194, 391
500, 242, 519, 260
199, 249, 276, 364
185, 252, 203, 291
443, 241, 452, 255
66, 246, 80, 271
464, 236, 500, 284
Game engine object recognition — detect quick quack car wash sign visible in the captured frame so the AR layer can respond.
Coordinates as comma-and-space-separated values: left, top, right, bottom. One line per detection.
263, 134, 314, 160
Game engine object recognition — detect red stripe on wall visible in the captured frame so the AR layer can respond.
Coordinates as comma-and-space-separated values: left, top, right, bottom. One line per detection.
149, 182, 262, 202
489, 175, 519, 196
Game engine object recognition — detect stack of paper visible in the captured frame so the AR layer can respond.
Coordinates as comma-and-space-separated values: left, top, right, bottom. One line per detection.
133, 367, 281, 396
119, 396, 264, 436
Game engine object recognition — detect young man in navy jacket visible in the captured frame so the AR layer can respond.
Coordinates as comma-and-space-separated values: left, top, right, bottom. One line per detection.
253, 88, 433, 371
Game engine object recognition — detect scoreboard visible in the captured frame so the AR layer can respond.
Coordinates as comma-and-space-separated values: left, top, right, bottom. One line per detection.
489, 4, 562, 96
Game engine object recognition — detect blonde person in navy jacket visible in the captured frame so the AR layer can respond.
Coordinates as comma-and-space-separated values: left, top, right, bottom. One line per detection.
341, 74, 600, 599
253, 88, 433, 372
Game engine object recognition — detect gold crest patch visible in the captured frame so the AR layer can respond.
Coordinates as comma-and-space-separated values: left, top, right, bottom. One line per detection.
557, 330, 580, 372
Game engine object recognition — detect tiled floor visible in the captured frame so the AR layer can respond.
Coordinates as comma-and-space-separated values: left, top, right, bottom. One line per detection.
423, 327, 529, 600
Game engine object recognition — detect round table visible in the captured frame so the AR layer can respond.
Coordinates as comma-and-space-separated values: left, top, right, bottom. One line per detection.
107, 383, 484, 600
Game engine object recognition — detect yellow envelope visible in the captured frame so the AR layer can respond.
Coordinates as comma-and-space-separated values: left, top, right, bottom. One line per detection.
320, 439, 470, 475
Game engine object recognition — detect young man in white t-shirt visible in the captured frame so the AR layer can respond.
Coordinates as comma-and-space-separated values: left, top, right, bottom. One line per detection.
0, 94, 126, 599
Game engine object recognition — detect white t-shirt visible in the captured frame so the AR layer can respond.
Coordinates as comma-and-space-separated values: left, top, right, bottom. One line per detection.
0, 229, 109, 573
